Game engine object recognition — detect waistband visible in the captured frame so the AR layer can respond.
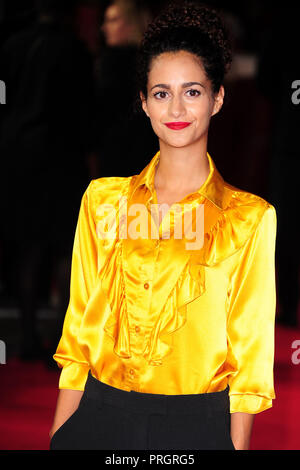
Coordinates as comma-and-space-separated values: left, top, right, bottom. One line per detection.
83, 371, 230, 415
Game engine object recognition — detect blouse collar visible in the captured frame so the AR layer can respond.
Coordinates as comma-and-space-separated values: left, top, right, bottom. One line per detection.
128, 150, 227, 210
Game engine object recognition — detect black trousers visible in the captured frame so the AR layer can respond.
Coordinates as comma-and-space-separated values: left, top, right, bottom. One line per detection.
50, 372, 235, 450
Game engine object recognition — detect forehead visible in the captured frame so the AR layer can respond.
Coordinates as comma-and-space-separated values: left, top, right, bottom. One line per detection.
105, 4, 122, 20
148, 50, 206, 80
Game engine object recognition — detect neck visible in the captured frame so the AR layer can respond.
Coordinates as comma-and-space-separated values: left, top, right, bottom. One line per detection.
154, 139, 210, 192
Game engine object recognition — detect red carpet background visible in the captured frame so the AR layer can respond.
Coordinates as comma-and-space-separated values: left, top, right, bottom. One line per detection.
0, 323, 300, 450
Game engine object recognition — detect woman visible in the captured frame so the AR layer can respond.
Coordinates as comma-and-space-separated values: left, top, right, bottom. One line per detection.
49, 1, 276, 450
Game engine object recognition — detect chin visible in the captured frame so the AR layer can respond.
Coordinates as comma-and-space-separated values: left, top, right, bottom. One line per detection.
161, 140, 192, 149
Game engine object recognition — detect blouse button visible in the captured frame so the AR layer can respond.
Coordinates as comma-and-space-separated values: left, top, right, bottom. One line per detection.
129, 369, 135, 376
135, 326, 141, 333
144, 282, 149, 290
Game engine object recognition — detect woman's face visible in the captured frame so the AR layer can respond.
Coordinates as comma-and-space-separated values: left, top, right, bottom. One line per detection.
101, 4, 133, 46
140, 50, 224, 149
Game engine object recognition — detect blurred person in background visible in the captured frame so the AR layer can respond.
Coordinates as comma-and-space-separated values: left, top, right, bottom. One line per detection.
101, 0, 149, 47
92, 0, 158, 177
0, 0, 95, 360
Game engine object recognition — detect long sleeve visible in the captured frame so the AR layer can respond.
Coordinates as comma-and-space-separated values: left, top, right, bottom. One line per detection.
53, 182, 98, 390
226, 204, 277, 413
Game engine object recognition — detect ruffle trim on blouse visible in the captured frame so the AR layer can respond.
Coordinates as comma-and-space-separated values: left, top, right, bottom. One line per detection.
101, 190, 269, 366
102, 241, 132, 359
195, 190, 269, 267
142, 262, 206, 365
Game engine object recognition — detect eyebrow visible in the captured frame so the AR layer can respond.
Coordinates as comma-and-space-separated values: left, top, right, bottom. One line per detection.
150, 82, 205, 91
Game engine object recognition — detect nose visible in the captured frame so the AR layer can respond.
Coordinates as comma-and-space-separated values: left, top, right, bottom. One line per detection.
169, 93, 186, 118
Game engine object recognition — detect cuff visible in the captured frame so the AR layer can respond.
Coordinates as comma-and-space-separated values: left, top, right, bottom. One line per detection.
57, 361, 90, 391
229, 393, 273, 414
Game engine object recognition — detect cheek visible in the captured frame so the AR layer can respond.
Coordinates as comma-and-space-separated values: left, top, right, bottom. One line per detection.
147, 100, 160, 116
147, 104, 164, 125
193, 100, 214, 124
114, 21, 125, 35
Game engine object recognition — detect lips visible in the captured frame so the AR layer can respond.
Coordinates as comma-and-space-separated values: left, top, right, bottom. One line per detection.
165, 122, 191, 130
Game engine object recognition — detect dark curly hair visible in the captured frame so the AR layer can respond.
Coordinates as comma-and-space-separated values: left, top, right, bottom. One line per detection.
132, 0, 232, 114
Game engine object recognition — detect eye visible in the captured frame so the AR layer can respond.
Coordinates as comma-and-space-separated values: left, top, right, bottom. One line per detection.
186, 89, 201, 97
153, 91, 168, 100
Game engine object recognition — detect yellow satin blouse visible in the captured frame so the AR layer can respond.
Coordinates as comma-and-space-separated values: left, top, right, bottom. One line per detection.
53, 150, 277, 414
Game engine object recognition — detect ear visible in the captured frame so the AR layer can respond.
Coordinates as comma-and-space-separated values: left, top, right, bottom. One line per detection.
140, 91, 150, 117
211, 85, 225, 117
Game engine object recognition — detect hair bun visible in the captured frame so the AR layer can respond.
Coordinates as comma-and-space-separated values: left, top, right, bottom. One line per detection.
143, 0, 232, 73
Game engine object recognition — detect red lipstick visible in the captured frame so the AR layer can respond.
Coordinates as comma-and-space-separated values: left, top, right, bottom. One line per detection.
165, 122, 191, 130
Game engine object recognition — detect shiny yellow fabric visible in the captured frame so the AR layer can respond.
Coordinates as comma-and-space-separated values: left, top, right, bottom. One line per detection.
53, 150, 277, 414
